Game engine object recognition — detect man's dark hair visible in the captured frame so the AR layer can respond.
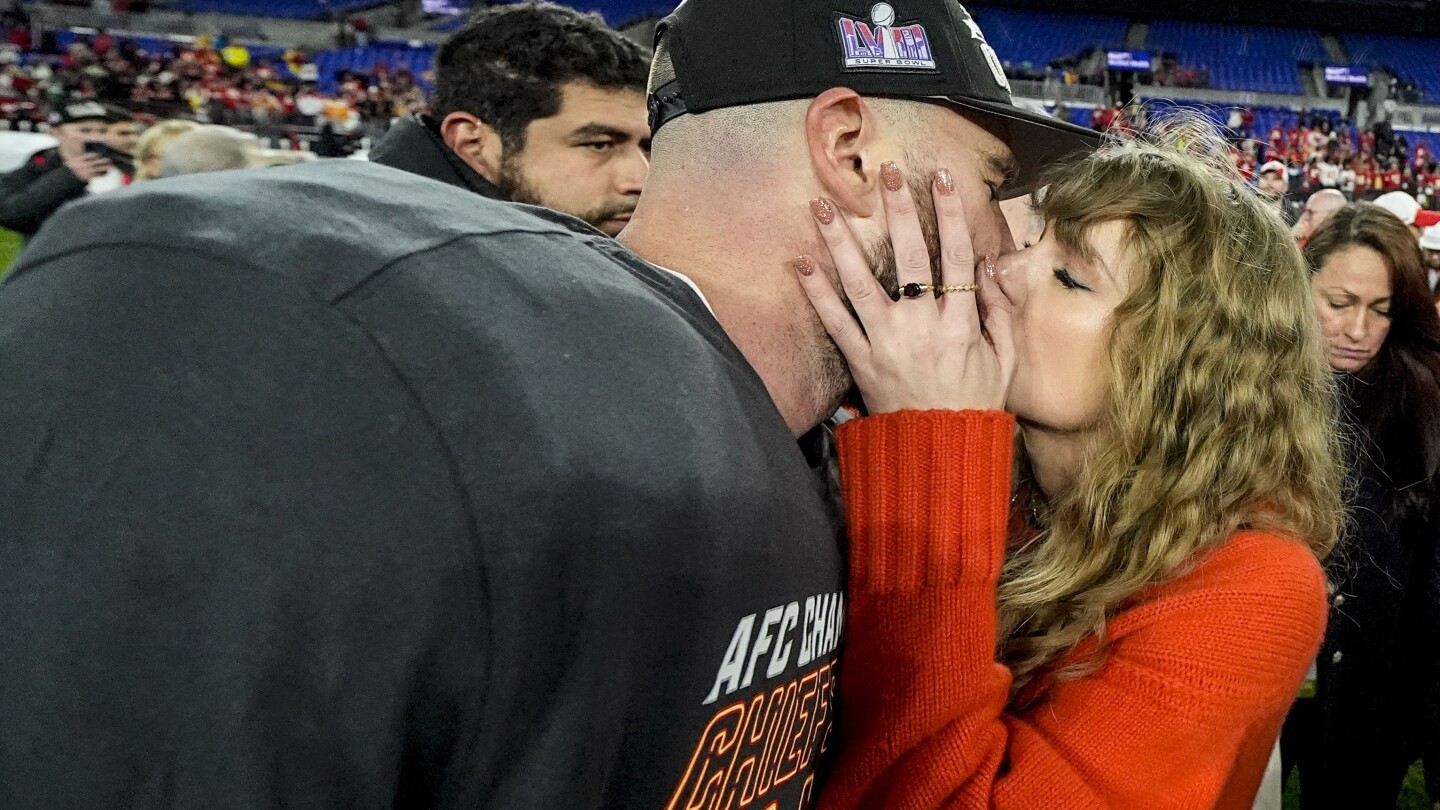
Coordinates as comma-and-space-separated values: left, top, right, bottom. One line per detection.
432, 1, 649, 152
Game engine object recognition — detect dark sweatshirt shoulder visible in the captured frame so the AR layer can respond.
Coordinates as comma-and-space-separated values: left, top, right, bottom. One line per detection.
0, 158, 843, 808
17, 160, 619, 299
14, 160, 716, 361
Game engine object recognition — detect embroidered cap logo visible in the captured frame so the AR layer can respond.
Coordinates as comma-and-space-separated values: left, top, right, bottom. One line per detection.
837, 3, 938, 71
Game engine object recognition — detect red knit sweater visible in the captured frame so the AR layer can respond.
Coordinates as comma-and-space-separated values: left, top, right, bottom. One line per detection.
818, 410, 1328, 810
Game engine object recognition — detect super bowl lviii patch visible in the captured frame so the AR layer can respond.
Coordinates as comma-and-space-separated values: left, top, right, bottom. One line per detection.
836, 3, 937, 71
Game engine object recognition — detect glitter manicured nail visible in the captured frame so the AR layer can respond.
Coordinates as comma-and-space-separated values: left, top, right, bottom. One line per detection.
881, 161, 904, 192
935, 168, 955, 196
810, 197, 836, 225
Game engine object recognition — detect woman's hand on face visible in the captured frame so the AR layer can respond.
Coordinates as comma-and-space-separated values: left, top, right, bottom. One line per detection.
794, 162, 1015, 415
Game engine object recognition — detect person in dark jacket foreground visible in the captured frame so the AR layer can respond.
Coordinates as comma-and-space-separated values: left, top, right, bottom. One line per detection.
1282, 203, 1440, 809
0, 100, 117, 236
370, 2, 650, 236
0, 0, 1101, 805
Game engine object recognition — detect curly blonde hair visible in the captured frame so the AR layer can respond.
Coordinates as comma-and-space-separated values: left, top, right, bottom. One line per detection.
998, 123, 1345, 700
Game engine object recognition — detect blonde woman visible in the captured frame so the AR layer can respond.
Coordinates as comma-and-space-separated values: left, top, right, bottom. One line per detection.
792, 134, 1344, 809
132, 119, 199, 181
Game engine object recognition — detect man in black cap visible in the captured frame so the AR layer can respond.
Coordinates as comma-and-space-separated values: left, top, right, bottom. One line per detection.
370, 1, 651, 236
0, 2, 1096, 808
627, 0, 1098, 416
0, 100, 116, 236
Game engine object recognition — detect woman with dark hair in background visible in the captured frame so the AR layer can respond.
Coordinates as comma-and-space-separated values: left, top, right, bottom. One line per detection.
1283, 202, 1440, 810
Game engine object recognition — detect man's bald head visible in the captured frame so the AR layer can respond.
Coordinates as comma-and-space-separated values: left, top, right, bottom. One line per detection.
1294, 189, 1348, 242
1307, 189, 1347, 223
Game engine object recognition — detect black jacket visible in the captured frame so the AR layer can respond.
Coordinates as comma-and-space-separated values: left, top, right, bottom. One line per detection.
0, 147, 88, 236
1426, 513, 1440, 798
1297, 436, 1440, 805
0, 160, 845, 809
369, 113, 505, 200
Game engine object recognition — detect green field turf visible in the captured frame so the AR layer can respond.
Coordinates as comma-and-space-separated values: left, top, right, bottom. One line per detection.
0, 227, 22, 280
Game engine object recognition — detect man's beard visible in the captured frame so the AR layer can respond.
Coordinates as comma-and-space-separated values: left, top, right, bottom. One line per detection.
859, 166, 945, 299
497, 159, 636, 235
808, 165, 947, 413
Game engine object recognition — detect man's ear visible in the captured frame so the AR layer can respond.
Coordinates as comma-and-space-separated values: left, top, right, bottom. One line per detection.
439, 111, 506, 185
804, 88, 886, 219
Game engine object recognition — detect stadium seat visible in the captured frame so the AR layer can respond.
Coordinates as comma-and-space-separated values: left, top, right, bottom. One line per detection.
565, 0, 677, 25
971, 6, 1128, 69
170, 0, 383, 21
54, 29, 176, 54
1149, 20, 1325, 95
422, 0, 675, 27
311, 43, 437, 93
1344, 32, 1440, 103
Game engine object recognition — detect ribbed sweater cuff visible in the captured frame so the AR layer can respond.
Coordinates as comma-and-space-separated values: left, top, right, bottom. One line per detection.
836, 410, 1015, 594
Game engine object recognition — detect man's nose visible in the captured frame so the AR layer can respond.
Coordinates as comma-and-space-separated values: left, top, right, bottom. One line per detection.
989, 200, 1017, 257
615, 145, 648, 197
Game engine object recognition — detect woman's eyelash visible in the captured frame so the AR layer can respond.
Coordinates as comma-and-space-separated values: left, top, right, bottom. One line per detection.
1053, 268, 1092, 291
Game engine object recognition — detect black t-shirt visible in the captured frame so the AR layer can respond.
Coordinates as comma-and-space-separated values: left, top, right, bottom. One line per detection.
0, 161, 845, 808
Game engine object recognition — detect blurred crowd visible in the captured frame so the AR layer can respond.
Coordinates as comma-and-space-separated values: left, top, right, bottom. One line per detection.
1083, 102, 1440, 231
1247, 112, 1439, 203
0, 9, 427, 137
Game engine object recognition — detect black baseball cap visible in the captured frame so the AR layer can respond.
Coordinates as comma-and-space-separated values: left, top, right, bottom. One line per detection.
649, 0, 1102, 197
103, 104, 137, 123
49, 101, 110, 126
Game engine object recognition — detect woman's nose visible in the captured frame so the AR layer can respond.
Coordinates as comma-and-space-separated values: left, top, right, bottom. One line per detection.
1343, 310, 1369, 341
991, 252, 1027, 305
